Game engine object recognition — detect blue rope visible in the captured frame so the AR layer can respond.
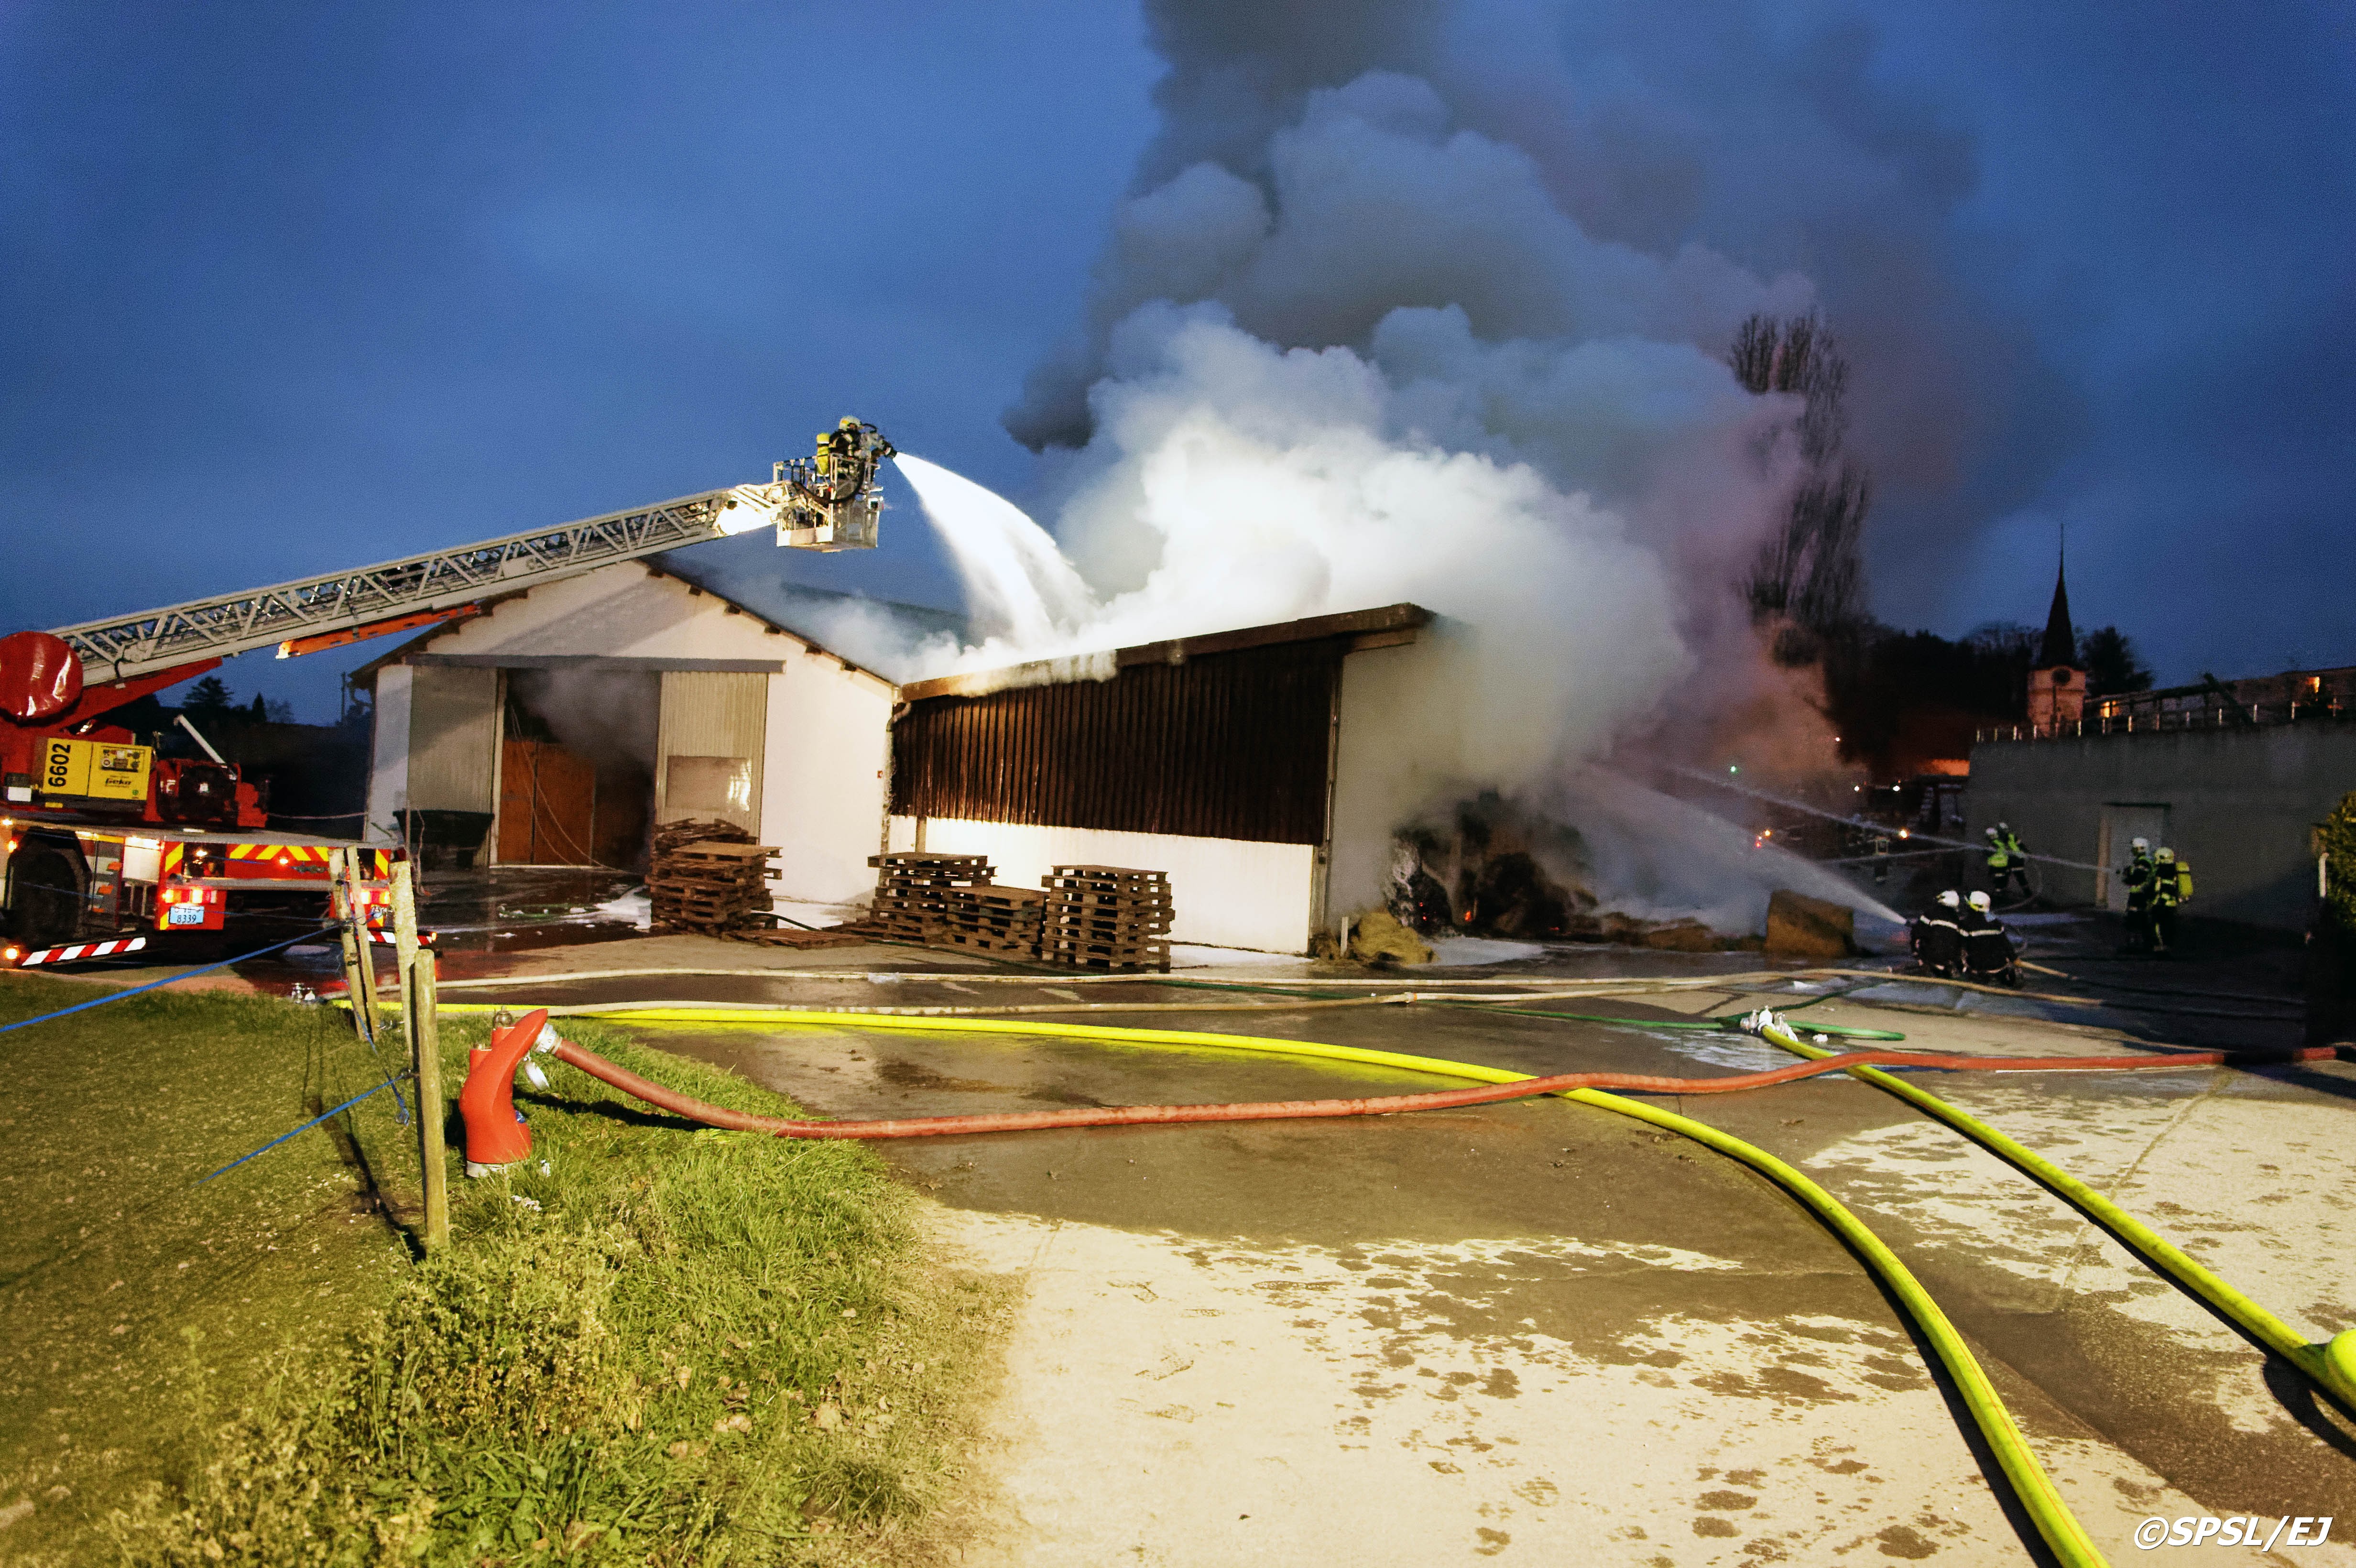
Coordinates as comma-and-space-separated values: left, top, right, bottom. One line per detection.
198, 1074, 412, 1185
0, 926, 338, 1035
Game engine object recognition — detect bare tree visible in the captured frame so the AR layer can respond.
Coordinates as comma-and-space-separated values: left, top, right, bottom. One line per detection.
1730, 313, 1870, 653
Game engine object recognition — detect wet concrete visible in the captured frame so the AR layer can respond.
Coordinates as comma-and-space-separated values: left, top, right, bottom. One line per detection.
441, 949, 2356, 1565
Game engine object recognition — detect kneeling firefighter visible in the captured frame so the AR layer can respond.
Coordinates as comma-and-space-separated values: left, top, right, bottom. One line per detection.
1911, 891, 1966, 979
1958, 890, 2020, 984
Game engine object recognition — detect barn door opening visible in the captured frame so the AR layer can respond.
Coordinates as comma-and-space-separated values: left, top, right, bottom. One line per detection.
499, 668, 660, 867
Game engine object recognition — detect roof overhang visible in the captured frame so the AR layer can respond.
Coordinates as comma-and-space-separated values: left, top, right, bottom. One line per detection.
896, 603, 1433, 703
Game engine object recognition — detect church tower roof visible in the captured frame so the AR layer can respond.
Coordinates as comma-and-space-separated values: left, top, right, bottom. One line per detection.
2038, 554, 2076, 669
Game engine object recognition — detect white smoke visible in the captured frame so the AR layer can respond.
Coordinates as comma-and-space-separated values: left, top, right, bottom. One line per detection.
844, 51, 1916, 930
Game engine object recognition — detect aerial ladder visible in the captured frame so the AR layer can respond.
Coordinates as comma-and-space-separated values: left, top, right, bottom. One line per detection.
0, 420, 894, 967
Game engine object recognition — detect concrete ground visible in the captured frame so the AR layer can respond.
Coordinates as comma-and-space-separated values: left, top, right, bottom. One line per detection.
399, 920, 2356, 1567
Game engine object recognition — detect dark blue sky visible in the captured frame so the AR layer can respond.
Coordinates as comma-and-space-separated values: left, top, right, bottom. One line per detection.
3, 2, 2349, 719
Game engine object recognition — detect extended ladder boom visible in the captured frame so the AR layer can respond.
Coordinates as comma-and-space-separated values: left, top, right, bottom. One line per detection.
51, 485, 749, 682
46, 415, 894, 684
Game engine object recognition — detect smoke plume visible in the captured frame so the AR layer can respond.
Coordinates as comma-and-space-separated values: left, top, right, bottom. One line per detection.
854, 2, 2040, 928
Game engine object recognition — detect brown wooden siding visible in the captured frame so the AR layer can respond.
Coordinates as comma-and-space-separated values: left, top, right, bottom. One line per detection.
891, 640, 1342, 844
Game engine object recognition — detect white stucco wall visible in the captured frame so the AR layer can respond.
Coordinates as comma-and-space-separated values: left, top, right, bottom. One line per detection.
413, 568, 803, 662
362, 663, 414, 844
887, 816, 1318, 953
764, 649, 893, 917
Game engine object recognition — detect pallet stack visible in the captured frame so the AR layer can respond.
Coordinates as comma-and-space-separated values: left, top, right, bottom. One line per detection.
650, 821, 777, 936
1041, 864, 1173, 972
866, 852, 995, 942
932, 884, 1048, 956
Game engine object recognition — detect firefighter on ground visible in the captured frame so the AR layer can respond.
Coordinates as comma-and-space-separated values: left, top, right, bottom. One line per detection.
1984, 822, 2029, 903
1958, 890, 2019, 984
1911, 890, 1966, 979
2120, 836, 2156, 950
2149, 846, 2192, 954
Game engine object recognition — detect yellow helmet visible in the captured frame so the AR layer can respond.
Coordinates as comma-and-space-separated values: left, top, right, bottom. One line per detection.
2156, 847, 2175, 862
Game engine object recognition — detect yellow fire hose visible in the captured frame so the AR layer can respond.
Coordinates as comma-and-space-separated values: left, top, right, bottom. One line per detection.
1747, 1012, 2356, 1413
443, 1002, 2117, 1561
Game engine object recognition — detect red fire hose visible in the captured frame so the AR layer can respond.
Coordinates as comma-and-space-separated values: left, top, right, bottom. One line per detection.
545, 1036, 2337, 1142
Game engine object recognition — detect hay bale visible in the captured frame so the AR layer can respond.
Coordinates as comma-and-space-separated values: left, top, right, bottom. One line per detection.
1764, 889, 1854, 959
1350, 908, 1434, 967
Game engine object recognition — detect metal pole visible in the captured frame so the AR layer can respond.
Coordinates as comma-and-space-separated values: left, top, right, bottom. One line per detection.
392, 859, 449, 1250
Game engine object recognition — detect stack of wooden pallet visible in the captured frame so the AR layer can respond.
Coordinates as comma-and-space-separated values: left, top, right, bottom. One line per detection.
932, 884, 1048, 956
1041, 864, 1173, 972
650, 824, 777, 936
866, 852, 995, 942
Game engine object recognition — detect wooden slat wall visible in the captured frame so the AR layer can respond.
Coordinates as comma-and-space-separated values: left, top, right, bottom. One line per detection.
890, 641, 1342, 845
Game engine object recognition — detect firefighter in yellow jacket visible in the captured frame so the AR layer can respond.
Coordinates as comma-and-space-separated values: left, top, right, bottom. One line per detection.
1984, 822, 2029, 903
2149, 846, 2192, 953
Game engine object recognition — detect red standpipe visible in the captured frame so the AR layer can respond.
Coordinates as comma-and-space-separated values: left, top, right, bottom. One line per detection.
460, 1008, 549, 1173
545, 1037, 2338, 1143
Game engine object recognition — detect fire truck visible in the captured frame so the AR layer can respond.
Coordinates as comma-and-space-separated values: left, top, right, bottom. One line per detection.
0, 419, 894, 969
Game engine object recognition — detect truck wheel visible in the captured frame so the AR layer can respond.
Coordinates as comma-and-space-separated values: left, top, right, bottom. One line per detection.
6, 839, 86, 949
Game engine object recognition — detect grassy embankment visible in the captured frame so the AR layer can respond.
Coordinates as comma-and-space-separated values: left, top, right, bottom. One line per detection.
0, 970, 1004, 1566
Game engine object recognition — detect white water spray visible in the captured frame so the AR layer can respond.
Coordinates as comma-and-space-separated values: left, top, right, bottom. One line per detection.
894, 454, 1094, 644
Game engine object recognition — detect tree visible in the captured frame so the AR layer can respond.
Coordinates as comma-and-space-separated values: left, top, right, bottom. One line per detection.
180, 675, 234, 723
2077, 626, 2153, 697
1728, 312, 1871, 655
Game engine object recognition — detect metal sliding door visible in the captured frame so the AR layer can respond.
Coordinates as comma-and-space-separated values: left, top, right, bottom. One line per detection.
654, 671, 768, 838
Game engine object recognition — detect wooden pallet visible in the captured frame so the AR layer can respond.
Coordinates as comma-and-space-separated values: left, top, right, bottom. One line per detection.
867, 853, 1002, 940
649, 831, 777, 936
1039, 864, 1174, 971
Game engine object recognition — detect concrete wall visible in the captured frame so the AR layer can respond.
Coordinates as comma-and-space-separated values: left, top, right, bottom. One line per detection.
1968, 725, 2356, 930
887, 815, 1319, 953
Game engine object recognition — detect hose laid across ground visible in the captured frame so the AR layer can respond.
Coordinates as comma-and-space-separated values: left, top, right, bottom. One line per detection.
519, 1009, 2122, 1566
462, 999, 2350, 1562
1749, 1015, 2356, 1413
543, 1031, 2332, 1141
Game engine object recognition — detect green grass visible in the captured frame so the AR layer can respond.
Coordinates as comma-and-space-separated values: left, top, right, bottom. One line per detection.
0, 973, 1006, 1567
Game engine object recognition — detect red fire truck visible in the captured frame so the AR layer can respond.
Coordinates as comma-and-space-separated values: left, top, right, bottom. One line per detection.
1, 417, 893, 969
0, 632, 398, 967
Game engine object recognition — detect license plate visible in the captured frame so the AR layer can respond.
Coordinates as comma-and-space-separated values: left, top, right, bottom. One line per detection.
167, 904, 207, 926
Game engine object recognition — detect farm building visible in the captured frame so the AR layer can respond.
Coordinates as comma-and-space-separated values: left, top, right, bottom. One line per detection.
357, 561, 899, 921
360, 571, 1447, 952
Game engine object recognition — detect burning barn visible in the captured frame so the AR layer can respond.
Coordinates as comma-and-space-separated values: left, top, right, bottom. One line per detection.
887, 603, 1436, 952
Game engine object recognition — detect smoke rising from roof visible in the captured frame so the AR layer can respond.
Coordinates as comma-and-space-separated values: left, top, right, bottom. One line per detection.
833, 5, 2001, 929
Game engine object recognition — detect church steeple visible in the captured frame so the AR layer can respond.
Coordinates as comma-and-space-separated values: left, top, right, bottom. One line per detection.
2025, 537, 2086, 733
2037, 544, 2075, 670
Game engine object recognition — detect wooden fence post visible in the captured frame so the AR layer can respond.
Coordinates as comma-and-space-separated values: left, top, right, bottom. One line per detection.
391, 858, 449, 1250
326, 848, 376, 1042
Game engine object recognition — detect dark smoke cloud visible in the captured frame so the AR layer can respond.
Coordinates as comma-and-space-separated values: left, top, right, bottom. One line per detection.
1006, 0, 2081, 615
